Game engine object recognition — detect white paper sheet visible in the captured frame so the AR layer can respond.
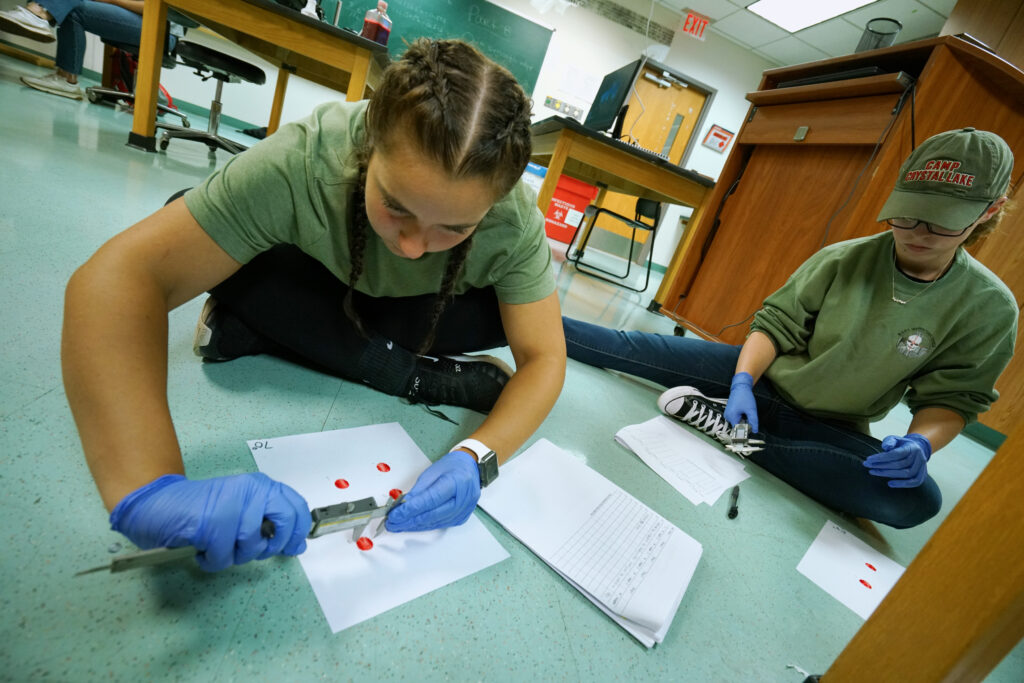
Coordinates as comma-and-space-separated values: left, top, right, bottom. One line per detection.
479, 439, 702, 647
249, 423, 509, 633
615, 416, 749, 505
796, 521, 905, 620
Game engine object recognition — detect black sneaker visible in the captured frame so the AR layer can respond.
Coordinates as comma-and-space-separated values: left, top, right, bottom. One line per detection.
657, 386, 732, 447
192, 296, 268, 361
406, 354, 513, 413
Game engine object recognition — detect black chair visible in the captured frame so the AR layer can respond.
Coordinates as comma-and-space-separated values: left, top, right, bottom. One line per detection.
157, 41, 266, 155
565, 197, 662, 293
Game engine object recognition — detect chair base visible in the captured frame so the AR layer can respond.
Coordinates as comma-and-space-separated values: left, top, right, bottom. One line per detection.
158, 78, 247, 155
85, 86, 191, 128
159, 127, 246, 155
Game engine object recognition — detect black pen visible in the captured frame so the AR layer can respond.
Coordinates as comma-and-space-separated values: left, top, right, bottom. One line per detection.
727, 485, 740, 519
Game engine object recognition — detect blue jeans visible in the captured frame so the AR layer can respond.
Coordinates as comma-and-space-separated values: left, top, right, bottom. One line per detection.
37, 0, 151, 76
563, 317, 942, 528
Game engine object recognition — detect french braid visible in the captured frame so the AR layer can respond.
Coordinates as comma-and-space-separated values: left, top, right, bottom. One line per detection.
345, 38, 533, 353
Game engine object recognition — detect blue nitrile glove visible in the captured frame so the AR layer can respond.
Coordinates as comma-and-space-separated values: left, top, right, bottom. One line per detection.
109, 473, 312, 572
724, 372, 759, 433
863, 434, 932, 488
385, 450, 480, 532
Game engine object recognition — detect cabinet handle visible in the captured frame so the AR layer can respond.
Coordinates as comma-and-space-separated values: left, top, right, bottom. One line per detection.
794, 125, 809, 141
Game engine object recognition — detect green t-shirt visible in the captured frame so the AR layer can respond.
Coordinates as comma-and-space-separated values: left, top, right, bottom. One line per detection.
751, 232, 1017, 425
184, 100, 555, 304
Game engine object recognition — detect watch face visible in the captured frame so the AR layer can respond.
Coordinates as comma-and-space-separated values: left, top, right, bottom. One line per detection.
479, 450, 499, 487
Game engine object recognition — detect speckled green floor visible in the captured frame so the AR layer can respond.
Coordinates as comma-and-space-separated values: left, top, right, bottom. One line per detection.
1, 52, 1021, 682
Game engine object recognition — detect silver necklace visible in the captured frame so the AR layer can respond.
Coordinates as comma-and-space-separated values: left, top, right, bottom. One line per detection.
890, 255, 948, 305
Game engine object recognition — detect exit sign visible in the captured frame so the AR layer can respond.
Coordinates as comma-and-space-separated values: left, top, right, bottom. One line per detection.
681, 10, 710, 41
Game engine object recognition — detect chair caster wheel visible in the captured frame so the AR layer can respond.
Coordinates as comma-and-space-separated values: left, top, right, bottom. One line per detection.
159, 137, 169, 151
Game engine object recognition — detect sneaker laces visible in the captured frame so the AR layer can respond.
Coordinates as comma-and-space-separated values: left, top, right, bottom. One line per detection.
405, 399, 459, 425
677, 399, 732, 446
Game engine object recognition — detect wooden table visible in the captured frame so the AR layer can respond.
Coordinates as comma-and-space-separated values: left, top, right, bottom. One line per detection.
129, 0, 389, 151
530, 116, 715, 301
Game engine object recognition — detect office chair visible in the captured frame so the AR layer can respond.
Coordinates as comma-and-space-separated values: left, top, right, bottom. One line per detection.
84, 36, 190, 128
157, 41, 266, 155
565, 197, 662, 293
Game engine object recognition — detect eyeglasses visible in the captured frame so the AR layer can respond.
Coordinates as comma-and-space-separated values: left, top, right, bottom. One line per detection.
885, 202, 994, 237
886, 218, 971, 237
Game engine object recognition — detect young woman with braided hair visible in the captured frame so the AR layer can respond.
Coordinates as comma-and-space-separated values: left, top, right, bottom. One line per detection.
61, 39, 566, 571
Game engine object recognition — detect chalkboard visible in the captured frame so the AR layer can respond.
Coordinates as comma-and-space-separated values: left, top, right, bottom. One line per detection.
323, 0, 552, 95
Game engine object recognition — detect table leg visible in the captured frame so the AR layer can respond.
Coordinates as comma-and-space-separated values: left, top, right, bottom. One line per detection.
346, 49, 370, 101
128, 0, 168, 151
268, 67, 290, 135
576, 186, 608, 253
536, 132, 571, 214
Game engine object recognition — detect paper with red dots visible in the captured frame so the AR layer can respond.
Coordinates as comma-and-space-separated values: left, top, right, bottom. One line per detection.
248, 422, 509, 633
796, 521, 905, 619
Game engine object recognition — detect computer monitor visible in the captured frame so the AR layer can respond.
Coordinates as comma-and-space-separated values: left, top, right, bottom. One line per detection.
583, 59, 642, 136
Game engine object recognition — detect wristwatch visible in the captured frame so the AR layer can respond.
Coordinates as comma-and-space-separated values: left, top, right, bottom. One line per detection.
453, 438, 499, 488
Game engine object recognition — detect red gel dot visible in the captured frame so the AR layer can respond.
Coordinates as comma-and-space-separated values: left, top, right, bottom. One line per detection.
865, 563, 877, 571
334, 479, 349, 489
356, 537, 373, 551
389, 488, 403, 500
860, 579, 872, 589
376, 462, 391, 472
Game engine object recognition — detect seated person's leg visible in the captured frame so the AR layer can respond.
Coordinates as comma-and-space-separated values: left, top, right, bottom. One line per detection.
751, 403, 942, 528
565, 319, 941, 528
18, 1, 142, 98
563, 316, 740, 396
200, 245, 510, 413
72, 0, 142, 50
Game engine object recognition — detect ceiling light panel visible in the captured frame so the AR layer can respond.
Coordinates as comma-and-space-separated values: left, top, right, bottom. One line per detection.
747, 0, 879, 32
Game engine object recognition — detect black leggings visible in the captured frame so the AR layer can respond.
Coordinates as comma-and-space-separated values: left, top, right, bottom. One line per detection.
169, 189, 507, 393
209, 245, 506, 393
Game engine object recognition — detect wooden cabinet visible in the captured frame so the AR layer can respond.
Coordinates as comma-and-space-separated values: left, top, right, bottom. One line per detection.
653, 36, 1024, 436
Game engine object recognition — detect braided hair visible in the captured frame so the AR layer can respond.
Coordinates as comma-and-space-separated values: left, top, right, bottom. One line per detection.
345, 39, 534, 355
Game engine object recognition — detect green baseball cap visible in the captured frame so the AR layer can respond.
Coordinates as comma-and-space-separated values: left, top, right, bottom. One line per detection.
877, 128, 1013, 230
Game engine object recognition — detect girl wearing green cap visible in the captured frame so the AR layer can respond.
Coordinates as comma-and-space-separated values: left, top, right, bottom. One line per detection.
563, 128, 1016, 529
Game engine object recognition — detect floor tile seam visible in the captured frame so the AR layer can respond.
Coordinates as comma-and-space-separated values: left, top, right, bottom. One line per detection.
554, 591, 584, 681
320, 380, 346, 431
0, 386, 59, 421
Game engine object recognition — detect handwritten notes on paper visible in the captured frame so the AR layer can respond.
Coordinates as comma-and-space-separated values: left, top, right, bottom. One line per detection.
479, 439, 703, 647
615, 416, 749, 506
249, 423, 508, 633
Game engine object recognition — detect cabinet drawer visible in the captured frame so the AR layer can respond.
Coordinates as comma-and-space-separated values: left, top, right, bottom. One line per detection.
738, 93, 902, 145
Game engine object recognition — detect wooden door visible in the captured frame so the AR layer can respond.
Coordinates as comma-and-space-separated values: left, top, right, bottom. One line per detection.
595, 65, 707, 250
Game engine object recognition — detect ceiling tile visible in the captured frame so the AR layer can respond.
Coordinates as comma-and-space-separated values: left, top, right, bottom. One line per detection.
711, 8, 789, 47
658, 0, 740, 20
843, 0, 946, 42
751, 47, 783, 66
796, 17, 866, 57
757, 36, 831, 66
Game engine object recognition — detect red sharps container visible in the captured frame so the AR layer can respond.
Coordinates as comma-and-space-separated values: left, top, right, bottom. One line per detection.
360, 1, 391, 46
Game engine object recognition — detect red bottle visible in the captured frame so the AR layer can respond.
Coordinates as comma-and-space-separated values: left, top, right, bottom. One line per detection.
360, 1, 391, 46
